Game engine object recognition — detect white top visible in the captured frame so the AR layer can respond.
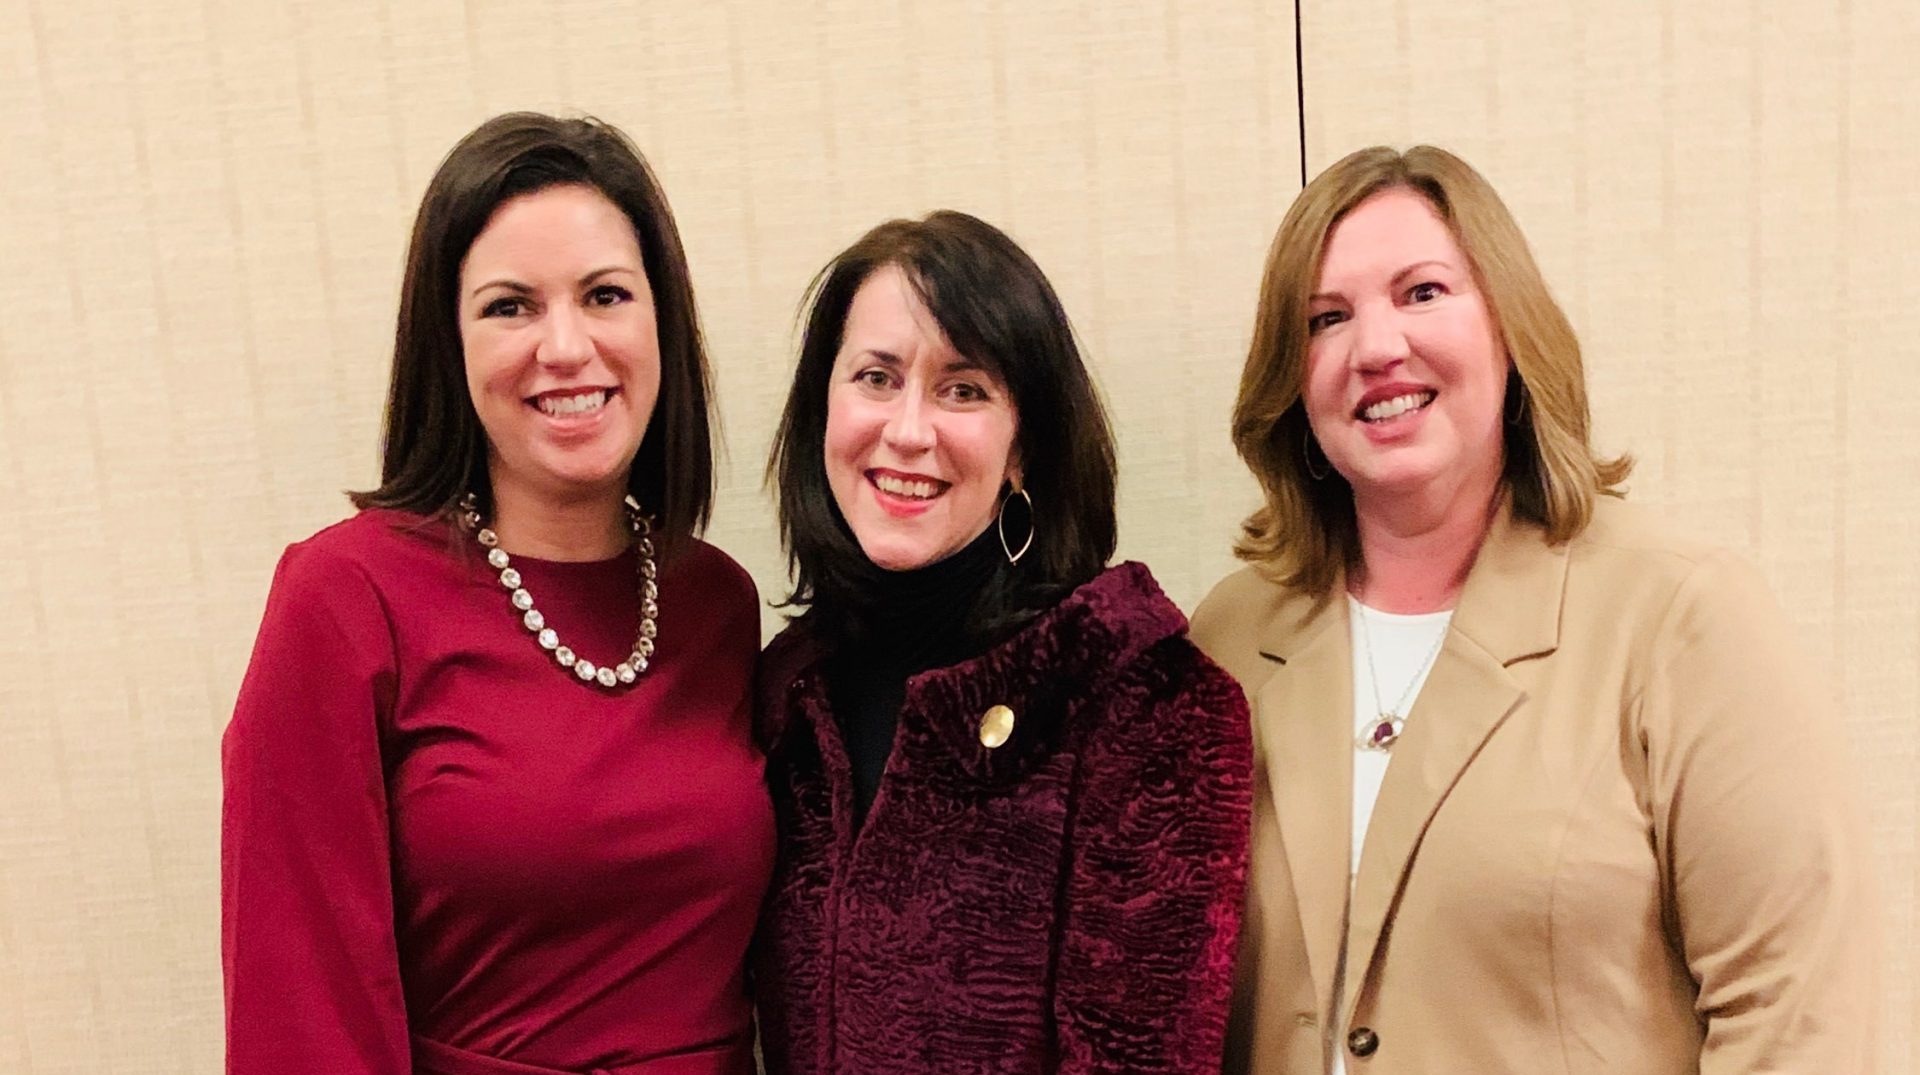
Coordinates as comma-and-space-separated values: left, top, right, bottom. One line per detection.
1333, 596, 1451, 1075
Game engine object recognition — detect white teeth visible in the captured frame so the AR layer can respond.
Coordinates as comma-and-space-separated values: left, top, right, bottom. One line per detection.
536, 390, 608, 416
875, 474, 940, 499
1361, 391, 1435, 422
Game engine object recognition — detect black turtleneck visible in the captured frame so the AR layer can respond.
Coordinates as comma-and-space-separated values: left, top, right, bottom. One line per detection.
823, 527, 1005, 822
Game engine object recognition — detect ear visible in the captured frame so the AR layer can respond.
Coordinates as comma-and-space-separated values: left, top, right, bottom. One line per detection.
1004, 453, 1023, 493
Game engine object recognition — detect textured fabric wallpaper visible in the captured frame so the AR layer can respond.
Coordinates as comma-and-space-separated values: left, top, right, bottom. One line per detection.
0, 1, 1910, 1071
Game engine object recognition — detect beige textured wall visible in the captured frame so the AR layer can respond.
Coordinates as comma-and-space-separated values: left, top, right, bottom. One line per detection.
0, 0, 1909, 1070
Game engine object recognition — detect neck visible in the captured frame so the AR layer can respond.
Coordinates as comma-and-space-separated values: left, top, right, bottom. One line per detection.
1350, 477, 1501, 615
832, 526, 1004, 663
487, 480, 631, 561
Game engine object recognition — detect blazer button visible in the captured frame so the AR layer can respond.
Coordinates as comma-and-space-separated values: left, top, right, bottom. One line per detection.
979, 704, 1016, 749
1347, 1026, 1379, 1057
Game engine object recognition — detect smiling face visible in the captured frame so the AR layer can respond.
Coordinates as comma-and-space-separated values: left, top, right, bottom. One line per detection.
1302, 187, 1509, 514
824, 265, 1021, 572
458, 183, 660, 514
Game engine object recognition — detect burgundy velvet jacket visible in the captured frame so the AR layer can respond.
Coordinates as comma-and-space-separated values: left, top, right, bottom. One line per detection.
754, 563, 1253, 1073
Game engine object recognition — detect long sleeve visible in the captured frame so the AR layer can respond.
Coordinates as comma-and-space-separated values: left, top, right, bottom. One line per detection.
1052, 644, 1253, 1073
222, 542, 410, 1074
1640, 551, 1880, 1074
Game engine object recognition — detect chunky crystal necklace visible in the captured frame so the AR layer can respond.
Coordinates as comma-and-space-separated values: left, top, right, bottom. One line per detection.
1353, 600, 1448, 751
458, 493, 659, 691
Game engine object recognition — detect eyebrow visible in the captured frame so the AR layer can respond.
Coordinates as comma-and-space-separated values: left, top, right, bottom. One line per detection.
1390, 259, 1454, 285
467, 265, 638, 299
851, 347, 992, 374
1309, 259, 1457, 303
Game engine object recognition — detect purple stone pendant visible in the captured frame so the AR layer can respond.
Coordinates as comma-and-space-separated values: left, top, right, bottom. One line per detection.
1358, 716, 1404, 751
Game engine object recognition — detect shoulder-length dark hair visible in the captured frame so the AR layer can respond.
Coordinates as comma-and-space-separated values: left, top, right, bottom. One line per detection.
351, 111, 715, 555
767, 210, 1117, 636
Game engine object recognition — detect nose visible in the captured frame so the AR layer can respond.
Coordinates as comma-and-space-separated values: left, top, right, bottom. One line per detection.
880, 390, 936, 455
1349, 304, 1411, 372
536, 302, 594, 370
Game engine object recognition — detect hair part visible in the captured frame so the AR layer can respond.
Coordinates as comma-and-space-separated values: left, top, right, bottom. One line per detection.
767, 210, 1118, 640
350, 111, 716, 558
1232, 144, 1631, 598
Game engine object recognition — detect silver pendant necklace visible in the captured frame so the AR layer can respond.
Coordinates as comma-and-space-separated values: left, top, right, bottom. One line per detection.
458, 493, 659, 691
1353, 601, 1448, 751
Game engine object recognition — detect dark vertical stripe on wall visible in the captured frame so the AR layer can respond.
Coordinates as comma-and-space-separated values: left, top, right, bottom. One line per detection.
1294, 0, 1307, 184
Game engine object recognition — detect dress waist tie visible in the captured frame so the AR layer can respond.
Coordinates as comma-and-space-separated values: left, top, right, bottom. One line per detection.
410, 1033, 754, 1075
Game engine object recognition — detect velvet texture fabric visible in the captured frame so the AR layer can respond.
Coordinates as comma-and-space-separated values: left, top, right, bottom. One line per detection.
755, 562, 1253, 1073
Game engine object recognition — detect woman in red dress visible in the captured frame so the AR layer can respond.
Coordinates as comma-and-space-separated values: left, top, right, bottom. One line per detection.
221, 113, 772, 1075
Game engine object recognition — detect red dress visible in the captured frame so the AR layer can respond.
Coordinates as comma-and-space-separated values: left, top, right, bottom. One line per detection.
222, 510, 774, 1075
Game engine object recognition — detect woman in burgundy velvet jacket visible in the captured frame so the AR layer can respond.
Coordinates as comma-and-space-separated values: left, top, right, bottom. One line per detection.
754, 211, 1254, 1073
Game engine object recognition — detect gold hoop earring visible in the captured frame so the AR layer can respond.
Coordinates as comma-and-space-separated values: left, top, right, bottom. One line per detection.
1303, 428, 1332, 481
997, 486, 1034, 565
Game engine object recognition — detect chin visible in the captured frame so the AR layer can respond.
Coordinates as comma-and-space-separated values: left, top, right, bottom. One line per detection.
855, 534, 940, 572
1353, 453, 1500, 507
1343, 441, 1443, 481
865, 547, 936, 572
538, 454, 637, 493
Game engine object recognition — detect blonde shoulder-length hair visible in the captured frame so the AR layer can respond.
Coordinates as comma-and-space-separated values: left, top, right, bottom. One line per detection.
1232, 144, 1631, 598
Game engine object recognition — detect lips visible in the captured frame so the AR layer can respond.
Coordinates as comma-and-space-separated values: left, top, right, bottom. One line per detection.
1354, 387, 1436, 424
528, 386, 618, 418
872, 471, 945, 500
867, 468, 948, 517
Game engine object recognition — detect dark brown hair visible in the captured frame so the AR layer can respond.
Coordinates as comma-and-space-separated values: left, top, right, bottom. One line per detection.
1233, 145, 1631, 597
351, 112, 715, 555
767, 211, 1117, 638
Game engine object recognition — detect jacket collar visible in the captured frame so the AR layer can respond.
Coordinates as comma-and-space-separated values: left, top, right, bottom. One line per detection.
1247, 501, 1569, 1022
761, 562, 1187, 778
1256, 499, 1566, 668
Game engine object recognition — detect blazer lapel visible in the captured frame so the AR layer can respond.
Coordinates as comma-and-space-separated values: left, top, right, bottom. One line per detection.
1340, 507, 1570, 1018
1254, 592, 1352, 1025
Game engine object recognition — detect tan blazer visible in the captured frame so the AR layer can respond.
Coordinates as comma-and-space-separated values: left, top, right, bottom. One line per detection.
1191, 499, 1878, 1074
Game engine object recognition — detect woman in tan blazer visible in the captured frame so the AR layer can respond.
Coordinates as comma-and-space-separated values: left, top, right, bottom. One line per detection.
1191, 145, 1878, 1074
